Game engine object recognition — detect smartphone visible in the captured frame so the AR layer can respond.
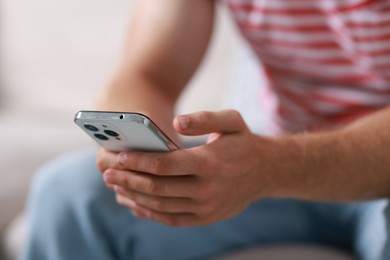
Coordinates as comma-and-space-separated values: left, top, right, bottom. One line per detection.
74, 110, 179, 152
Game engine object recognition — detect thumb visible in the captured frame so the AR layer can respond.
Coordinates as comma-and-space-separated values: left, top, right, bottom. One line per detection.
173, 110, 248, 136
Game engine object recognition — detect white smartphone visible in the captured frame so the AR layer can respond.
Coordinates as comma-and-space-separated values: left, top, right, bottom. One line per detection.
74, 110, 179, 152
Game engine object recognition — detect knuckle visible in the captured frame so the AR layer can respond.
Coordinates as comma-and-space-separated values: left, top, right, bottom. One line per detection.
125, 153, 139, 170
198, 111, 213, 123
144, 179, 162, 195
149, 158, 168, 174
230, 110, 247, 130
227, 109, 239, 117
151, 200, 167, 212
228, 110, 243, 122
112, 171, 124, 186
123, 175, 132, 188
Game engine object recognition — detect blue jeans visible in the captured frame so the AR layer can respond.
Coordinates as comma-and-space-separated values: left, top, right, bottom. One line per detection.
21, 150, 389, 260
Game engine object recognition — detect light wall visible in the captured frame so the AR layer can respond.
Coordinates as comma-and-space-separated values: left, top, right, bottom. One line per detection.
0, 0, 239, 117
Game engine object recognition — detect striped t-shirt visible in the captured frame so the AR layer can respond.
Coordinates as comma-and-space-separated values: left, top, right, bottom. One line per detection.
224, 0, 390, 134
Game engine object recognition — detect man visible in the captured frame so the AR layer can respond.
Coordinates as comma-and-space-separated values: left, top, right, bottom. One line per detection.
23, 0, 390, 259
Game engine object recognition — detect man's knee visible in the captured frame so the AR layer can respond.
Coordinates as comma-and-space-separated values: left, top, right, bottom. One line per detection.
28, 150, 105, 219
23, 151, 120, 259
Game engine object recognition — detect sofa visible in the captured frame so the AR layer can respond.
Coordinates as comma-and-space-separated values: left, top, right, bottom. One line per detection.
0, 0, 355, 259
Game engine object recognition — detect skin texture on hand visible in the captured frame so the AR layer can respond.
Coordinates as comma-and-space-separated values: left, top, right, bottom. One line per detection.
97, 106, 390, 227
97, 110, 275, 227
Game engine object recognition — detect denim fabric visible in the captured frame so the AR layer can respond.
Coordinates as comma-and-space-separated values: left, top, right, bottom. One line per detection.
21, 150, 389, 260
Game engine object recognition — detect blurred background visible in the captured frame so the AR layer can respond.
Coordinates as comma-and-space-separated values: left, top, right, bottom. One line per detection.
0, 0, 262, 259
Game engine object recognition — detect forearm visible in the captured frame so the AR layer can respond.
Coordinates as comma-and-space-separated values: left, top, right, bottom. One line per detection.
96, 74, 177, 138
266, 106, 390, 201
96, 0, 215, 137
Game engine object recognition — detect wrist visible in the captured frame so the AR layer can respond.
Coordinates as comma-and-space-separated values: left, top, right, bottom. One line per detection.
254, 134, 307, 199
263, 130, 353, 201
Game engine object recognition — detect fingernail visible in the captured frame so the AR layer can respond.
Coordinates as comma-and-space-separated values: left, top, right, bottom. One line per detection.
118, 153, 128, 166
177, 116, 190, 130
104, 171, 115, 184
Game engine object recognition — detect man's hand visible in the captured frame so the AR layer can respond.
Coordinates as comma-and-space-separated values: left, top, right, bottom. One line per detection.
98, 110, 274, 227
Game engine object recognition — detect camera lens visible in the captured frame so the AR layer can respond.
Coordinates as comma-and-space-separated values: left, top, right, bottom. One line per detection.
84, 124, 99, 132
104, 130, 119, 137
94, 133, 109, 141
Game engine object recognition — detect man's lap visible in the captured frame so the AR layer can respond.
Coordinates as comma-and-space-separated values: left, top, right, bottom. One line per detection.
23, 149, 388, 260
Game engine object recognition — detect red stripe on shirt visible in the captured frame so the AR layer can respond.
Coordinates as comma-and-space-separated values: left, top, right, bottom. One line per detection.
225, 0, 390, 133
229, 0, 376, 16
264, 64, 376, 86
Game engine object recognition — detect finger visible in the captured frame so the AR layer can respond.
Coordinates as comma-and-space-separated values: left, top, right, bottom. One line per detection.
114, 195, 145, 219
173, 110, 248, 136
104, 169, 198, 197
116, 150, 199, 176
115, 192, 137, 209
130, 209, 144, 219
116, 192, 200, 226
96, 148, 118, 173
131, 204, 202, 227
114, 186, 195, 214
104, 181, 115, 191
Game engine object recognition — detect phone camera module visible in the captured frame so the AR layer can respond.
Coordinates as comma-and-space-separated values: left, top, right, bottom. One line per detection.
104, 130, 119, 137
84, 124, 99, 132
94, 133, 109, 141
120, 115, 124, 119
